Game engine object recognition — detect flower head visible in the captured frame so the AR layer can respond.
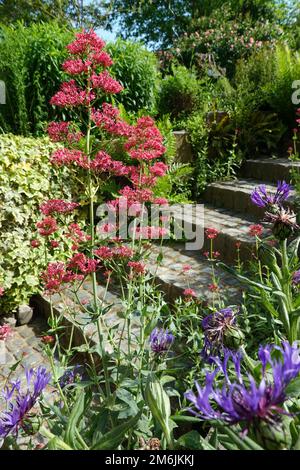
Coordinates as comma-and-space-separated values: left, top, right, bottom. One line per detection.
292, 270, 300, 286
40, 199, 79, 216
201, 307, 243, 360
36, 217, 57, 237
205, 228, 219, 239
249, 224, 264, 237
0, 324, 12, 341
0, 367, 50, 438
264, 207, 299, 240
59, 365, 84, 389
251, 181, 291, 209
150, 327, 174, 354
185, 342, 300, 441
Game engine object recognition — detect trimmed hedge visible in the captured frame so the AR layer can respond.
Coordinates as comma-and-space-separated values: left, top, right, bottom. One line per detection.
0, 134, 70, 312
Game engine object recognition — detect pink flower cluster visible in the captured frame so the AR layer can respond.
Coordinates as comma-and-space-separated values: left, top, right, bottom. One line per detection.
42, 262, 83, 294
91, 71, 123, 94
124, 117, 166, 161
67, 30, 106, 55
67, 253, 99, 275
128, 261, 145, 274
0, 287, 4, 297
47, 122, 83, 143
94, 245, 134, 260
90, 151, 128, 176
66, 223, 91, 250
36, 217, 58, 237
40, 199, 79, 216
50, 80, 95, 107
50, 148, 89, 168
0, 324, 12, 341
92, 103, 131, 137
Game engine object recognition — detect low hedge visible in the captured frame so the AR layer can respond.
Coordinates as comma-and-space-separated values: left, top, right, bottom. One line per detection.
0, 134, 70, 312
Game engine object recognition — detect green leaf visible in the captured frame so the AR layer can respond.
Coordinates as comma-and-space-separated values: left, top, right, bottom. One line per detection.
64, 392, 87, 449
91, 410, 142, 450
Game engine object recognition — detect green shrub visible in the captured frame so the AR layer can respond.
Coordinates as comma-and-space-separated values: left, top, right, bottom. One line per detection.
106, 39, 159, 114
171, 6, 284, 79
157, 65, 202, 120
0, 22, 73, 135
0, 25, 160, 135
0, 134, 71, 312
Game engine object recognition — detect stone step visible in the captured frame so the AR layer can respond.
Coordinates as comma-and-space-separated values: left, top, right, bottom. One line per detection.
33, 283, 133, 357
240, 158, 300, 183
148, 243, 242, 304
203, 179, 296, 219
170, 203, 267, 264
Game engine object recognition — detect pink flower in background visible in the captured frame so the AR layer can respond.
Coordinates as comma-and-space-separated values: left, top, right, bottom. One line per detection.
50, 80, 90, 107
249, 224, 263, 237
36, 217, 58, 237
205, 228, 219, 239
47, 121, 83, 143
182, 264, 192, 273
92, 51, 113, 67
94, 246, 114, 260
50, 241, 59, 249
40, 200, 79, 216
62, 58, 91, 75
149, 162, 168, 177
67, 30, 105, 55
0, 325, 12, 341
208, 283, 219, 292
0, 287, 4, 297
30, 239, 40, 248
91, 71, 123, 94
128, 261, 145, 274
67, 253, 99, 275
50, 148, 89, 168
183, 288, 197, 298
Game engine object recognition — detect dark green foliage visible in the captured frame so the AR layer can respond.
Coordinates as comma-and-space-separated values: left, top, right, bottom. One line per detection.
107, 38, 159, 114
157, 65, 201, 120
0, 22, 73, 135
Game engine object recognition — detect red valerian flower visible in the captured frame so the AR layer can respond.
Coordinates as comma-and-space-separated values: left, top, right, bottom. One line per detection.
91, 71, 123, 94
41, 335, 55, 344
183, 288, 197, 298
124, 116, 166, 161
205, 228, 219, 239
112, 246, 134, 258
50, 80, 94, 107
67, 253, 99, 275
0, 287, 4, 296
40, 199, 79, 216
67, 30, 105, 55
128, 261, 145, 274
90, 151, 129, 175
62, 58, 91, 75
91, 50, 113, 67
91, 104, 131, 137
36, 217, 58, 237
47, 121, 83, 143
41, 262, 83, 294
30, 239, 40, 248
50, 148, 89, 168
249, 224, 264, 237
0, 324, 12, 341
94, 246, 114, 260
50, 241, 59, 249
208, 283, 219, 292
149, 162, 168, 177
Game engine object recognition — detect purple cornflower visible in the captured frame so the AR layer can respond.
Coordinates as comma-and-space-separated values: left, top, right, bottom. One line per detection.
150, 327, 174, 354
292, 270, 300, 286
201, 307, 243, 361
0, 367, 50, 438
251, 181, 291, 208
185, 342, 300, 429
59, 365, 84, 389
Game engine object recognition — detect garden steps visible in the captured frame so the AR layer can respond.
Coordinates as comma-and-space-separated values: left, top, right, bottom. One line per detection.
148, 243, 243, 304
32, 283, 139, 357
240, 157, 300, 183
203, 178, 296, 218
170, 203, 264, 264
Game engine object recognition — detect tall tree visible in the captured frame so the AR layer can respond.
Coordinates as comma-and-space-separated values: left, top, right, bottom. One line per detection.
0, 0, 108, 28
106, 0, 289, 48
